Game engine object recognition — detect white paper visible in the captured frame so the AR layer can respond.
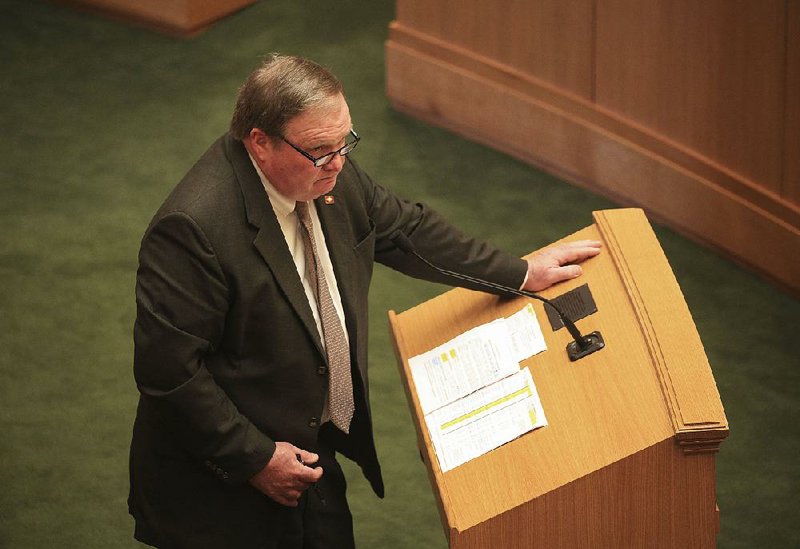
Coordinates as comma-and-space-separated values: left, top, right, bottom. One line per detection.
406, 304, 550, 472
408, 319, 520, 415
505, 302, 548, 361
425, 368, 548, 472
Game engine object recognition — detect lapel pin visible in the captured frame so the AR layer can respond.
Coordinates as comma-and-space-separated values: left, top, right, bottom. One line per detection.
324, 195, 335, 205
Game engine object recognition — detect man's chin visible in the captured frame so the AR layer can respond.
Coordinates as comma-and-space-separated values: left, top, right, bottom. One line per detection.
314, 177, 337, 196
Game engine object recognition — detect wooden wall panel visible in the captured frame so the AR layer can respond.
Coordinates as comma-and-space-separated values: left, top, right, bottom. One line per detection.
595, 0, 786, 193
785, 1, 800, 206
51, 0, 255, 36
386, 0, 800, 296
386, 43, 800, 294
395, 0, 594, 99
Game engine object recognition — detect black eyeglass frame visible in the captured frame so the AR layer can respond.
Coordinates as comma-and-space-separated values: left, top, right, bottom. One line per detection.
281, 129, 360, 167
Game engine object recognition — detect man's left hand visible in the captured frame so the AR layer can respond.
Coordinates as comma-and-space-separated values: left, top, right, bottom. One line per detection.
522, 240, 602, 292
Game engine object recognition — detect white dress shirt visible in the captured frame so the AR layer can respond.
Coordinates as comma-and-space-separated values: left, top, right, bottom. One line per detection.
248, 155, 350, 350
249, 155, 350, 424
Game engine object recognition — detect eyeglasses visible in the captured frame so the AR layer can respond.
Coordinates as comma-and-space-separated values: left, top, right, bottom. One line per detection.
281, 129, 360, 167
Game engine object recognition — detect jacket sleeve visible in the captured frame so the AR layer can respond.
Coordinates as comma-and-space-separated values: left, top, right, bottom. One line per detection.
133, 211, 275, 484
350, 163, 528, 293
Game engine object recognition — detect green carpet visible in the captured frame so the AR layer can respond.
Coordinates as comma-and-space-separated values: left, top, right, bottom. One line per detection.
0, 0, 798, 547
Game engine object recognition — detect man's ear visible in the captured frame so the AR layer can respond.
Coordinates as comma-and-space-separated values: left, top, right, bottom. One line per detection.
248, 128, 271, 152
244, 128, 277, 167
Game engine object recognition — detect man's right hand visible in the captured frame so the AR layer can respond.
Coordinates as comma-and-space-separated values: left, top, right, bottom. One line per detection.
248, 441, 323, 507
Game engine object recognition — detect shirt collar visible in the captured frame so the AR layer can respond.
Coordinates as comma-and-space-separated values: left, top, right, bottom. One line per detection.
247, 152, 296, 218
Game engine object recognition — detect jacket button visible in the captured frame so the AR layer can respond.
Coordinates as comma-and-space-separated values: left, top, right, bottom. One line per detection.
308, 417, 319, 428
317, 365, 327, 375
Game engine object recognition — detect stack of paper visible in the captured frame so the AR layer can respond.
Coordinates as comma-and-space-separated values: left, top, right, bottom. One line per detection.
408, 304, 549, 472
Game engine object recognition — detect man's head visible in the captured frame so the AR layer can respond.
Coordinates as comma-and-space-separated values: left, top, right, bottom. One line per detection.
230, 54, 344, 141
232, 54, 355, 202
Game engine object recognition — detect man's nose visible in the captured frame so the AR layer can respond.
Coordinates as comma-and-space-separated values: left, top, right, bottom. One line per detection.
323, 153, 345, 172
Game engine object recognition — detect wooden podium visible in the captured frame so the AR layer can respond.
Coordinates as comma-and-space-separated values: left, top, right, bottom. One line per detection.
388, 209, 728, 548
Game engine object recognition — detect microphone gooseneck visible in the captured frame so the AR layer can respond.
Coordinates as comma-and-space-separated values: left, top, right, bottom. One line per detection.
390, 231, 604, 361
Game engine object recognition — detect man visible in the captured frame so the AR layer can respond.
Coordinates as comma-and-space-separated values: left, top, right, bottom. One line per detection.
129, 54, 601, 548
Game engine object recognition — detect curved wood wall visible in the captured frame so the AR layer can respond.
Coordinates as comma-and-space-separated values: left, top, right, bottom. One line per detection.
386, 0, 800, 296
51, 0, 255, 36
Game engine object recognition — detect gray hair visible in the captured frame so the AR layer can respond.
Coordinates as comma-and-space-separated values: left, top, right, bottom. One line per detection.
230, 54, 344, 140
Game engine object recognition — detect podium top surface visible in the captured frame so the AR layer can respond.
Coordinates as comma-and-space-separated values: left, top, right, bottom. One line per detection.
388, 209, 728, 533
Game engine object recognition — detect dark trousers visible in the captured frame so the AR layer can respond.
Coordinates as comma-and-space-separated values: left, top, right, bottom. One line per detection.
133, 425, 356, 549
276, 432, 355, 549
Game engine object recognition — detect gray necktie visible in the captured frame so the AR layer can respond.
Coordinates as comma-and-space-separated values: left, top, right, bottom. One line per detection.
295, 201, 354, 434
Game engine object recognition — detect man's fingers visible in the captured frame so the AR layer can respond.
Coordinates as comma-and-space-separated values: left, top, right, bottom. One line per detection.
298, 464, 323, 483
276, 491, 302, 507
539, 264, 582, 287
296, 449, 323, 483
251, 442, 324, 507
272, 477, 312, 507
277, 496, 298, 507
569, 239, 602, 248
297, 450, 319, 466
561, 239, 602, 250
556, 264, 583, 281
552, 241, 602, 264
524, 240, 599, 291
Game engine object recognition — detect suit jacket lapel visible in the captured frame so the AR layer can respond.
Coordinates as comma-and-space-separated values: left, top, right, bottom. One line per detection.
224, 135, 325, 357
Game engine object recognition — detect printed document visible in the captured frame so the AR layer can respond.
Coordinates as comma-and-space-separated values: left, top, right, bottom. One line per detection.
408, 304, 548, 472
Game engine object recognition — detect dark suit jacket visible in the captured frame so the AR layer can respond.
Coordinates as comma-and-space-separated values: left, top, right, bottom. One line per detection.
128, 133, 527, 548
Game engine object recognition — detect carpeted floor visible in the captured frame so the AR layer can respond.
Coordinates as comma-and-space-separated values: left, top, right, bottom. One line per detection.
0, 0, 798, 547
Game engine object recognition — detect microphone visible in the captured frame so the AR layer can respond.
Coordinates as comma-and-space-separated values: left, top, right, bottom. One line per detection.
390, 231, 605, 361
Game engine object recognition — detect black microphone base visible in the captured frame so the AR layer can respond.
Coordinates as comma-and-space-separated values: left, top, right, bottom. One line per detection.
566, 331, 605, 362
